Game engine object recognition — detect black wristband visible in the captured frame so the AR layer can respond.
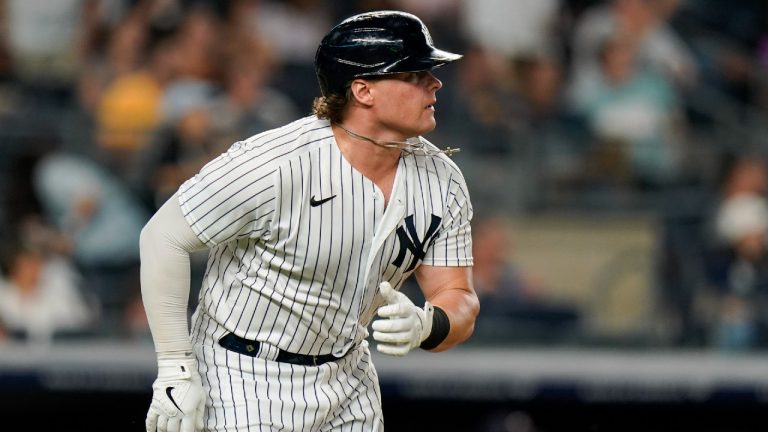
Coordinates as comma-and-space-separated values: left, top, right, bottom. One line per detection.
420, 306, 450, 350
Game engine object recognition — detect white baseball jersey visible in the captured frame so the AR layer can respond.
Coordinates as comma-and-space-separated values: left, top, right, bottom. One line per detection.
178, 115, 473, 357
179, 115, 472, 430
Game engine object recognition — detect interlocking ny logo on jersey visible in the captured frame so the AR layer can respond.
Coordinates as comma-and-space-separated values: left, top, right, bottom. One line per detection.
392, 214, 442, 272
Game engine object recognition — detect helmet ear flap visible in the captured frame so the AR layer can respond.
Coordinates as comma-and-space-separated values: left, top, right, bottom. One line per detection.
315, 10, 461, 97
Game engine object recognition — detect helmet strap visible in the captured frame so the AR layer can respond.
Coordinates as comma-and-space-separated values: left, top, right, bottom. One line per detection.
334, 123, 460, 157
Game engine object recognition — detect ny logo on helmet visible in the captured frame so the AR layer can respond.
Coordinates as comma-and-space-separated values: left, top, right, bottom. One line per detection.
392, 214, 442, 272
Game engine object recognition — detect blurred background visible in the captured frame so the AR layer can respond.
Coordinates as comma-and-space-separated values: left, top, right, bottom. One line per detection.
1, 0, 768, 430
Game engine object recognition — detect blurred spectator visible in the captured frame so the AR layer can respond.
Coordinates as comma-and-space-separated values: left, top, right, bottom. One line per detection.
513, 54, 568, 128
253, 0, 333, 109
698, 193, 768, 351
720, 156, 768, 199
206, 37, 299, 147
132, 105, 222, 211
567, 34, 686, 189
509, 53, 591, 196
0, 220, 96, 344
32, 151, 148, 336
252, 0, 331, 65
715, 194, 768, 255
62, 2, 149, 155
663, 155, 768, 348
153, 3, 224, 163
169, 3, 223, 84
689, 155, 768, 351
441, 44, 521, 156
32, 152, 147, 268
470, 213, 580, 344
676, 1, 768, 116
77, 9, 141, 113
93, 18, 178, 179
472, 214, 545, 308
462, 0, 561, 60
160, 3, 225, 130
4, 0, 84, 91
75, 0, 177, 116
570, 0, 698, 91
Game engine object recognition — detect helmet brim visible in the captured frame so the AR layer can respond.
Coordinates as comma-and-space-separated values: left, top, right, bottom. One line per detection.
359, 48, 463, 77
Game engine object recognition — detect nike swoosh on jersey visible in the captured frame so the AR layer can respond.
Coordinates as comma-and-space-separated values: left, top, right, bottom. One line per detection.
166, 386, 184, 413
310, 195, 336, 207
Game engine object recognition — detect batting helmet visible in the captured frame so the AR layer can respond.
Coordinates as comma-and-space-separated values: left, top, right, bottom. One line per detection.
314, 10, 462, 97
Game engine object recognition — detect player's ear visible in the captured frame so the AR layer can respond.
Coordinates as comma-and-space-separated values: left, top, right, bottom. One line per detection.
349, 79, 375, 107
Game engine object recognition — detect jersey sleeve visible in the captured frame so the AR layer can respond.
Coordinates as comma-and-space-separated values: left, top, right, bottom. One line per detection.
177, 141, 276, 247
423, 168, 473, 267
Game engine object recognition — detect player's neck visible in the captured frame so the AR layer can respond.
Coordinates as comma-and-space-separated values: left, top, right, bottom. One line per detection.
337, 108, 414, 145
332, 120, 400, 165
332, 122, 399, 204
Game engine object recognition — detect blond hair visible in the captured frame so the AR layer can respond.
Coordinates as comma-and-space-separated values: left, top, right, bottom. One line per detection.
311, 88, 352, 124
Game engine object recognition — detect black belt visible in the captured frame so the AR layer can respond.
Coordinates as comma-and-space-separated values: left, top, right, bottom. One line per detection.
218, 333, 342, 366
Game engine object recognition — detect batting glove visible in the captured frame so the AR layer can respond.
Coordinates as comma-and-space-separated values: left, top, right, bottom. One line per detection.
146, 357, 205, 432
371, 281, 434, 356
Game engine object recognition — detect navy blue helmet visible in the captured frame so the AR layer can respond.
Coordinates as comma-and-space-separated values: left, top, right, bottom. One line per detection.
315, 11, 462, 97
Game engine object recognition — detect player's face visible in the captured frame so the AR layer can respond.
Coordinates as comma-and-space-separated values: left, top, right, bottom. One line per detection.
370, 71, 443, 138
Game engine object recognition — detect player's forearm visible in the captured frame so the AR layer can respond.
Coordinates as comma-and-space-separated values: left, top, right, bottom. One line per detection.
140, 195, 206, 355
428, 287, 480, 352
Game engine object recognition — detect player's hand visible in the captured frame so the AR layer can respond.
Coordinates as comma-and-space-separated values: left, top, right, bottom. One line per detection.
146, 357, 205, 432
371, 281, 434, 356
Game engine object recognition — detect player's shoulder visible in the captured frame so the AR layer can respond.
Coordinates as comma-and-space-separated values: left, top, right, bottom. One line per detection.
236, 115, 334, 156
412, 136, 466, 178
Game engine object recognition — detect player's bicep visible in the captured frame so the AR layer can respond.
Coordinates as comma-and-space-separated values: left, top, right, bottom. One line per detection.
414, 264, 479, 348
414, 265, 474, 304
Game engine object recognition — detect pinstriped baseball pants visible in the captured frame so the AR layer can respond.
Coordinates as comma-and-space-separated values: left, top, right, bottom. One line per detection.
191, 312, 384, 431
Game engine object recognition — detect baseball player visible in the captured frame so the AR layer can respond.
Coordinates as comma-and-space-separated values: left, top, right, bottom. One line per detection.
141, 10, 479, 432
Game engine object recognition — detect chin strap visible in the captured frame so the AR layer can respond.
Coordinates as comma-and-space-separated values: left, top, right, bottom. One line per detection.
335, 123, 460, 157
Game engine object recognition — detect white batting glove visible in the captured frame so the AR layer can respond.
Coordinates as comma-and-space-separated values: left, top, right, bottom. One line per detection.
146, 357, 205, 432
371, 281, 434, 356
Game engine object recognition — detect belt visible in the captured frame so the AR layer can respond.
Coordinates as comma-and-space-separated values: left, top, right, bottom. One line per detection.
218, 333, 342, 366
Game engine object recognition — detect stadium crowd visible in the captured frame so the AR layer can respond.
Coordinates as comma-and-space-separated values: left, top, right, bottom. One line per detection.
1, 0, 768, 354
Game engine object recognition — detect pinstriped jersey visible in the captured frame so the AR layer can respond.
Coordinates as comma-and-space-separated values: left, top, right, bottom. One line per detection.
178, 115, 473, 357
